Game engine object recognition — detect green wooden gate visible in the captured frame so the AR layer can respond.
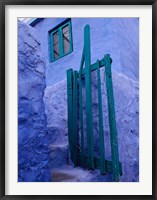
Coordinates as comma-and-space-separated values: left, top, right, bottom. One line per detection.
66, 25, 122, 181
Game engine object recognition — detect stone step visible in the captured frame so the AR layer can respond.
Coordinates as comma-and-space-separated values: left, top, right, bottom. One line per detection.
49, 144, 113, 182
51, 165, 113, 182
51, 165, 92, 182
49, 143, 69, 169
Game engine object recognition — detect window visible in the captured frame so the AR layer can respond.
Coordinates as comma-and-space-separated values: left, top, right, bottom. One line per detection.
50, 19, 73, 62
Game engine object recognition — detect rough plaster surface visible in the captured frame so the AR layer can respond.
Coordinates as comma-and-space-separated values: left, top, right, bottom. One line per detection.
43, 70, 139, 182
18, 21, 51, 182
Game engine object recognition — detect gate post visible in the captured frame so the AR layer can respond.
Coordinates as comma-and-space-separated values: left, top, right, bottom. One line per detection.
72, 71, 78, 166
104, 54, 120, 181
67, 69, 74, 162
84, 25, 95, 169
96, 60, 106, 174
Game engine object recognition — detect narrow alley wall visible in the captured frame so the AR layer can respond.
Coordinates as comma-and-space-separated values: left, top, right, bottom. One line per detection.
18, 21, 51, 182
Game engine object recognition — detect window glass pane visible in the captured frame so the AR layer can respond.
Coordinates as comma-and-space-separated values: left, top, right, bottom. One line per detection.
62, 25, 70, 54
53, 31, 60, 59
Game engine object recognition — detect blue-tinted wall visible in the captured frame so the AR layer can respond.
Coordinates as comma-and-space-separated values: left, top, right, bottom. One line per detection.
18, 21, 51, 182
29, 18, 139, 182
32, 18, 139, 86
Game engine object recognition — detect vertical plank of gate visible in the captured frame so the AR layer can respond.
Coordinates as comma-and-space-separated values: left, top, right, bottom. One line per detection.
66, 69, 74, 162
96, 60, 106, 174
79, 70, 84, 166
104, 54, 120, 181
73, 70, 78, 166
84, 25, 95, 169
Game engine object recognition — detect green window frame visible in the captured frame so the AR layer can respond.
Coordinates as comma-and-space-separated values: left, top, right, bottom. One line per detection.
50, 20, 73, 62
